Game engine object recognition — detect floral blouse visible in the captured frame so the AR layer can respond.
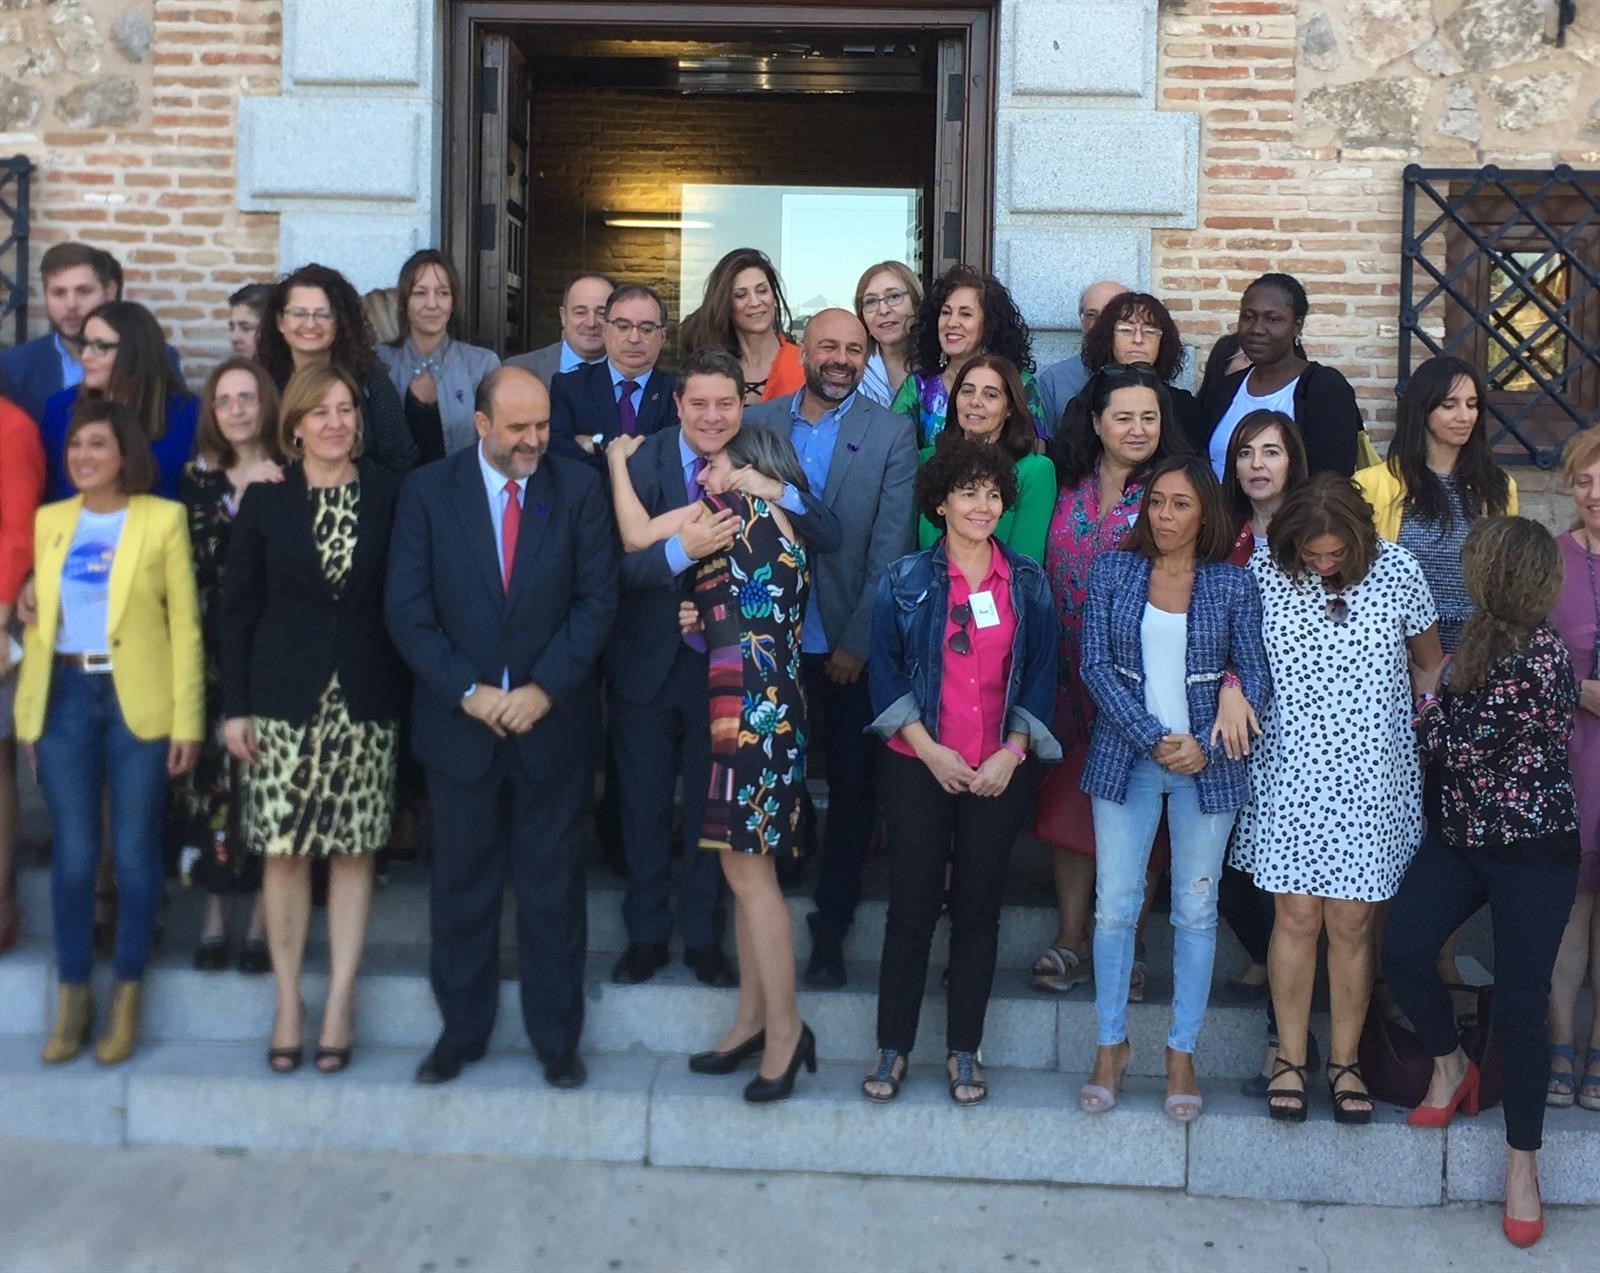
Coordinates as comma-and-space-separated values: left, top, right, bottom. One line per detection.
1415, 623, 1580, 864
1044, 466, 1145, 747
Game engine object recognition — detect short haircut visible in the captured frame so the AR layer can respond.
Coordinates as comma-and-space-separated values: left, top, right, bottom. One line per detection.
64, 398, 155, 495
605, 282, 668, 325
1562, 427, 1600, 492
196, 357, 283, 469
724, 426, 809, 494
40, 242, 113, 286
1222, 409, 1307, 526
474, 363, 540, 419
564, 273, 618, 306
677, 346, 745, 400
1267, 472, 1379, 587
937, 352, 1036, 463
915, 434, 1019, 533
853, 261, 922, 330
278, 363, 365, 461
1123, 455, 1235, 564
393, 249, 464, 345
229, 283, 273, 313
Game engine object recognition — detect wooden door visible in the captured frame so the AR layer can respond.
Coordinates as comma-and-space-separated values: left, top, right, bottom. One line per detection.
474, 34, 532, 354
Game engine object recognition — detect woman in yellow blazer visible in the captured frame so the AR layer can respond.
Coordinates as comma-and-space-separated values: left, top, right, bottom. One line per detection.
17, 399, 202, 1067
1354, 355, 1515, 656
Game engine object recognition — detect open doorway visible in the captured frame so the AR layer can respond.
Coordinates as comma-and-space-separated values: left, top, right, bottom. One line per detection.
445, 2, 996, 356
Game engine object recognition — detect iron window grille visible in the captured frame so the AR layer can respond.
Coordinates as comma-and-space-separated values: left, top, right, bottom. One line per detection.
1399, 164, 1600, 467
0, 155, 32, 348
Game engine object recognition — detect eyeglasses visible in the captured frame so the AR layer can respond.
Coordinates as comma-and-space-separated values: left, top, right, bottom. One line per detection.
284, 307, 336, 325
1098, 362, 1157, 379
861, 288, 911, 313
1325, 597, 1350, 626
80, 339, 119, 356
608, 318, 664, 338
1112, 323, 1158, 339
948, 601, 972, 656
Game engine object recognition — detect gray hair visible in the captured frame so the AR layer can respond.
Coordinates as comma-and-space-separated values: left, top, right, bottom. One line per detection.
724, 426, 809, 494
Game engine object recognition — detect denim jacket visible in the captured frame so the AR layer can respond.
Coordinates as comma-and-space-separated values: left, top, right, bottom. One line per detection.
1079, 551, 1271, 812
867, 540, 1061, 762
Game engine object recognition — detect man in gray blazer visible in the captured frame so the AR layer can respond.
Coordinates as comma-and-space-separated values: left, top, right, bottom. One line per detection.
505, 273, 616, 384
742, 309, 918, 987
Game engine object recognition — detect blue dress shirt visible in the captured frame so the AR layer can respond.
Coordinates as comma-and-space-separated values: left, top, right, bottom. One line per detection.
787, 388, 853, 653
55, 335, 84, 391
608, 362, 652, 419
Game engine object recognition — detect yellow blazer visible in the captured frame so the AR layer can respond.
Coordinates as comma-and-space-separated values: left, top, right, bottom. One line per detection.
1354, 460, 1518, 542
14, 494, 204, 744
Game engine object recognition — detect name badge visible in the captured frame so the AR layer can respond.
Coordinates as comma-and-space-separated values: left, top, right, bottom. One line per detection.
968, 590, 1001, 630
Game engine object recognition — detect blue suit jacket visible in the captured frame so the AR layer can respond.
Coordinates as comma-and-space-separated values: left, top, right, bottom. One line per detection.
385, 445, 620, 783
548, 361, 678, 472
0, 334, 185, 426
41, 387, 198, 501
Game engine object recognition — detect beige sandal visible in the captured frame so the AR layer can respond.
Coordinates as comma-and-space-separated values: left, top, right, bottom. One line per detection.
1031, 945, 1091, 994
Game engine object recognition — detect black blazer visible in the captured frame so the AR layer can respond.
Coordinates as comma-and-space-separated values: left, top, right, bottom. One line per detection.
221, 461, 403, 724
385, 445, 619, 782
1195, 361, 1361, 477
607, 426, 843, 705
548, 361, 679, 470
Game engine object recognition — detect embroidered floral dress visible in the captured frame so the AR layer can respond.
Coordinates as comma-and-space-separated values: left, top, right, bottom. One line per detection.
1044, 467, 1146, 747
694, 494, 810, 857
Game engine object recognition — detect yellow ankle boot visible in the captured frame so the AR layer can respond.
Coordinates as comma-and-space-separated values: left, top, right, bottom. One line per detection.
41, 984, 95, 1064
94, 981, 143, 1066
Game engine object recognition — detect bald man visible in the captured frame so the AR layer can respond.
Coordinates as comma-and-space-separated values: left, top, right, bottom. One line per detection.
1036, 279, 1130, 433
742, 308, 918, 986
386, 364, 619, 1090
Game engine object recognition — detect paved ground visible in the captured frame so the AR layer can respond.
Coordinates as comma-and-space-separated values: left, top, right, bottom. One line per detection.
1, 1137, 1594, 1273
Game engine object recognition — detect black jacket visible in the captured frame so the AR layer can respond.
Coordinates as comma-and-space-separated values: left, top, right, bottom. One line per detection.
548, 361, 679, 471
1195, 361, 1361, 477
221, 461, 403, 724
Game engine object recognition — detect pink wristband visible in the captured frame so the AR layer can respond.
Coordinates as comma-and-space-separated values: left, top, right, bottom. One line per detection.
1221, 671, 1242, 690
1001, 741, 1027, 763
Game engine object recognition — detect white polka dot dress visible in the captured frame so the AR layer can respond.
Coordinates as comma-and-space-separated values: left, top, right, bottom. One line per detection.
1231, 542, 1438, 902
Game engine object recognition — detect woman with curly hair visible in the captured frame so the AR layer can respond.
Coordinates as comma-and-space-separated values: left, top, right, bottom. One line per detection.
1385, 517, 1578, 1250
679, 248, 804, 406
256, 263, 418, 474
890, 265, 1046, 447
1071, 292, 1203, 442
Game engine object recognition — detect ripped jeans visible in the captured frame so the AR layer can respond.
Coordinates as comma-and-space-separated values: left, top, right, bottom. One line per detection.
1090, 757, 1237, 1054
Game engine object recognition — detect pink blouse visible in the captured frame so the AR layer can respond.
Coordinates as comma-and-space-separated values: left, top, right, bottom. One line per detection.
888, 540, 1017, 769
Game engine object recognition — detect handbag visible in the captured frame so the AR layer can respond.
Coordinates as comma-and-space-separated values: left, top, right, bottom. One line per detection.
1360, 982, 1501, 1110
1029, 737, 1172, 870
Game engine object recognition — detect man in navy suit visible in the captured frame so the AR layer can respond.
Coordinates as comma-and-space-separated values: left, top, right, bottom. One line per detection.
607, 347, 842, 986
547, 283, 678, 469
386, 365, 618, 1090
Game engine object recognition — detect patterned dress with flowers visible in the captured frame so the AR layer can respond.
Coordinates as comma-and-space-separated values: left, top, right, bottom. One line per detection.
694, 494, 810, 857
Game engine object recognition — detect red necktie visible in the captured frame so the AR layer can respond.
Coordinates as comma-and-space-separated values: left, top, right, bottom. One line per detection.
501, 479, 521, 591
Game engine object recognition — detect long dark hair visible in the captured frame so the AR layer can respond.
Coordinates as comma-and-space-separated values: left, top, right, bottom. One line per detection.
1081, 292, 1186, 384
935, 353, 1036, 462
909, 264, 1034, 376
679, 247, 792, 355
1123, 455, 1236, 564
391, 249, 463, 346
80, 300, 179, 442
1050, 363, 1190, 489
256, 262, 379, 388
1388, 354, 1510, 527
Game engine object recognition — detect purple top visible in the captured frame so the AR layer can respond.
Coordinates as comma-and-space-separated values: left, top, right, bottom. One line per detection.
1548, 531, 1600, 889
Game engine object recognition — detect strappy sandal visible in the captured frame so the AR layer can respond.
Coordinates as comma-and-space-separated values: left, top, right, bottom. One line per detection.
1078, 1042, 1130, 1114
862, 1049, 907, 1103
1266, 1056, 1308, 1123
1580, 1047, 1600, 1113
1030, 945, 1091, 994
947, 1050, 987, 1106
267, 1047, 303, 1074
1547, 1043, 1577, 1108
1326, 1061, 1374, 1126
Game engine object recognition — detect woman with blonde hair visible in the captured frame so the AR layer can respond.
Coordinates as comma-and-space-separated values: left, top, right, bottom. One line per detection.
1385, 516, 1578, 1249
854, 261, 921, 407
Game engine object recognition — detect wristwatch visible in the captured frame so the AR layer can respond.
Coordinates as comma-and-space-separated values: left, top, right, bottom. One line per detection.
462, 684, 477, 700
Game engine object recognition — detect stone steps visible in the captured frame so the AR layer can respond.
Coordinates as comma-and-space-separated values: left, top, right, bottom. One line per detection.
3, 1037, 1597, 1207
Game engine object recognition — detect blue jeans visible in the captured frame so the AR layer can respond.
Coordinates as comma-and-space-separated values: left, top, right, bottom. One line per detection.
1090, 757, 1237, 1054
34, 664, 169, 982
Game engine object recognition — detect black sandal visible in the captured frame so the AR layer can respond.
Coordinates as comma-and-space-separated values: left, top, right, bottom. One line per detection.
315, 1045, 353, 1074
1266, 1056, 1308, 1122
948, 1050, 987, 1106
192, 937, 228, 972
267, 1047, 303, 1074
1327, 1061, 1374, 1126
862, 1048, 907, 1103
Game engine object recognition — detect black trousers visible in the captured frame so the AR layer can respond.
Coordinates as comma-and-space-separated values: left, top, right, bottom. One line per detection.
801, 656, 879, 933
876, 748, 1038, 1054
1218, 864, 1272, 967
426, 747, 589, 1060
1382, 830, 1578, 1151
608, 644, 724, 948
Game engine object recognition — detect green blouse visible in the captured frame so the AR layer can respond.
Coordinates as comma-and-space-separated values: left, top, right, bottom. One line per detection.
916, 448, 1058, 565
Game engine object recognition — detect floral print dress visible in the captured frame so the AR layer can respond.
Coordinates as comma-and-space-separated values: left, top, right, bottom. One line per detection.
694, 494, 810, 857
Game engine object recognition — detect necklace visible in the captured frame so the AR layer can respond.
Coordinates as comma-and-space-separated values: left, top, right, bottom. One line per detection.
1584, 531, 1600, 678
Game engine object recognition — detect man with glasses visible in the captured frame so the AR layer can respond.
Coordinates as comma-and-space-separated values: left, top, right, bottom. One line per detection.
507, 273, 617, 387
1035, 279, 1129, 436
547, 284, 679, 471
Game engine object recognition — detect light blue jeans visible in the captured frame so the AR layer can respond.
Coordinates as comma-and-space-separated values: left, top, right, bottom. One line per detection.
1090, 757, 1237, 1054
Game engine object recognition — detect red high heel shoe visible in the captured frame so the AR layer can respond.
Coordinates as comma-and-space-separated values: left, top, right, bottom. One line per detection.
1406, 1060, 1481, 1127
1503, 1181, 1543, 1249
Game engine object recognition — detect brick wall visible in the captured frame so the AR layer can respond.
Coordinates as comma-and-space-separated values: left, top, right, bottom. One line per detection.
1, 0, 281, 383
527, 86, 933, 349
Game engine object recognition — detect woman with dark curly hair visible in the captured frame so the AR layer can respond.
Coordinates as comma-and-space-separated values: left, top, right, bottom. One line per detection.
890, 265, 1046, 447
256, 263, 418, 474
1074, 292, 1203, 441
679, 247, 804, 405
861, 435, 1059, 1107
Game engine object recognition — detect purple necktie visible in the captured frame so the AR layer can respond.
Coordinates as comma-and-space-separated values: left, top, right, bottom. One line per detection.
618, 379, 640, 436
683, 455, 708, 652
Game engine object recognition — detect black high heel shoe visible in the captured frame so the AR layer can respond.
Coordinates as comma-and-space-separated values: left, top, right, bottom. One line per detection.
688, 1029, 766, 1075
743, 1024, 816, 1103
